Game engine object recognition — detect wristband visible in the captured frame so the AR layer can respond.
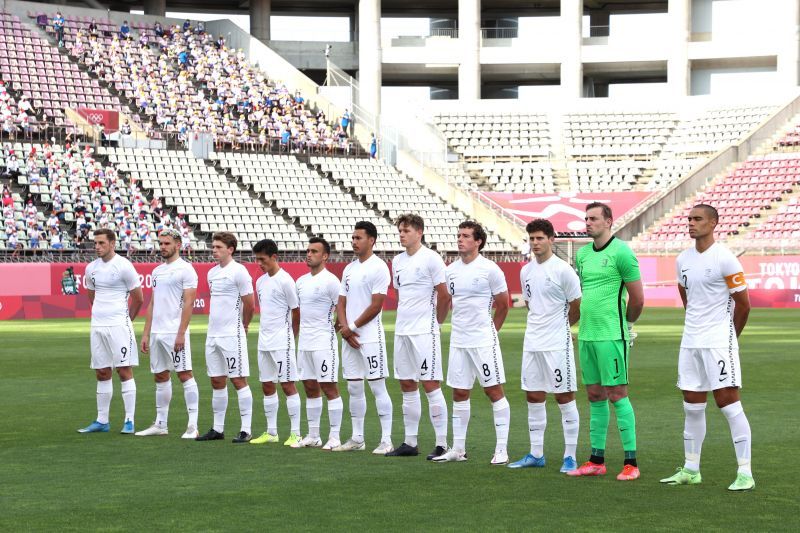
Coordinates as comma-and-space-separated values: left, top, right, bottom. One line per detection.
348, 321, 357, 331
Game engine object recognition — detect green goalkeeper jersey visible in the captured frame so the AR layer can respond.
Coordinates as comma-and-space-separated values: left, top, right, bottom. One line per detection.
576, 236, 641, 341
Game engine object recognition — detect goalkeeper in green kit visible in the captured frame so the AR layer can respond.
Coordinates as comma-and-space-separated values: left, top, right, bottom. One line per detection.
567, 202, 644, 481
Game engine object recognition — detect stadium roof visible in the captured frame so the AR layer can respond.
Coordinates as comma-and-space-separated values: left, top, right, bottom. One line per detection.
36, 0, 668, 17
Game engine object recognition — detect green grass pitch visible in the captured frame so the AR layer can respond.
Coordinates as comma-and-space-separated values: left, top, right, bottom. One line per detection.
1, 308, 798, 531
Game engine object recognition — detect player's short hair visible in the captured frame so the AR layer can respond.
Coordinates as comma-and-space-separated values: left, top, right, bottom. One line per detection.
525, 218, 555, 239
308, 236, 331, 255
396, 213, 424, 232
93, 228, 116, 242
212, 231, 237, 252
253, 238, 278, 256
158, 228, 181, 243
693, 203, 719, 222
354, 220, 378, 241
586, 202, 613, 220
458, 220, 487, 251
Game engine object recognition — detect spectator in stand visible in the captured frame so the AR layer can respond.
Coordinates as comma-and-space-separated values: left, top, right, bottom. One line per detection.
120, 20, 131, 41
1, 189, 12, 208
215, 34, 225, 50
120, 120, 132, 136
49, 227, 62, 250
8, 229, 18, 251
341, 109, 351, 135
196, 21, 205, 35
88, 18, 99, 38
154, 22, 164, 38
28, 221, 39, 250
53, 12, 65, 47
370, 133, 377, 159
183, 19, 191, 32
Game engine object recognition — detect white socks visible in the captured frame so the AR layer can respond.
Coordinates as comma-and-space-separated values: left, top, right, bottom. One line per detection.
452, 400, 471, 452
328, 396, 343, 441
369, 379, 393, 443
286, 393, 301, 435
306, 397, 323, 439
212, 388, 228, 433
236, 387, 253, 434
120, 378, 136, 424
263, 393, 279, 435
96, 379, 112, 424
721, 401, 752, 476
347, 381, 367, 441
527, 401, 546, 457
683, 401, 707, 471
492, 397, 510, 453
558, 400, 580, 459
183, 378, 199, 428
427, 388, 449, 447
155, 381, 172, 427
402, 390, 421, 447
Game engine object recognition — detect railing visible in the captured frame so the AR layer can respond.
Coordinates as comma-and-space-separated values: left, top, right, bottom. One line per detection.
430, 28, 459, 38
480, 27, 518, 40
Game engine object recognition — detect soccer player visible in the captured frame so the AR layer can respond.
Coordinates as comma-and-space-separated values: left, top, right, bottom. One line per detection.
433, 221, 511, 465
660, 204, 754, 491
568, 202, 644, 480
250, 239, 303, 446
334, 221, 394, 454
196, 232, 256, 443
136, 228, 200, 438
78, 228, 144, 434
294, 237, 344, 450
509, 219, 581, 472
385, 214, 450, 459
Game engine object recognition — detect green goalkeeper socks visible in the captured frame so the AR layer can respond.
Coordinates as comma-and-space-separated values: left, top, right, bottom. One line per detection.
589, 400, 610, 458
613, 396, 637, 454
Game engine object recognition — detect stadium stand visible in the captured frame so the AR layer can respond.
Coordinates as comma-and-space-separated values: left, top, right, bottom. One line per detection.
0, 12, 119, 130
214, 152, 394, 253
567, 160, 646, 192
434, 112, 550, 159
1, 140, 182, 252
633, 152, 800, 252
101, 146, 303, 252
563, 112, 675, 158
313, 157, 509, 252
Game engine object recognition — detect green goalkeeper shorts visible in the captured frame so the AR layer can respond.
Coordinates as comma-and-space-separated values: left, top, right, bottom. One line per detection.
579, 340, 629, 386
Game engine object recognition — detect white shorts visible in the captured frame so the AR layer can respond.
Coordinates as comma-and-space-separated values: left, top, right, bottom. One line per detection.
149, 332, 193, 374
394, 333, 443, 382
677, 347, 742, 391
446, 344, 505, 390
521, 350, 577, 393
205, 334, 249, 378
258, 349, 298, 383
298, 348, 339, 383
342, 341, 389, 380
90, 324, 139, 369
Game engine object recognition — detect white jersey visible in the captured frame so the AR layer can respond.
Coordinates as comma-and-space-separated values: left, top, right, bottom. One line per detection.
85, 254, 141, 327
150, 258, 198, 334
207, 260, 253, 338
677, 242, 747, 349
296, 268, 340, 352
445, 255, 508, 348
339, 254, 390, 344
520, 254, 582, 352
256, 268, 299, 351
393, 246, 446, 336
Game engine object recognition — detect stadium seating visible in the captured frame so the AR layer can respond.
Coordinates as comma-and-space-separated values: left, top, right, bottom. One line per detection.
465, 161, 555, 194
214, 152, 396, 253
0, 12, 120, 129
633, 153, 800, 252
313, 157, 509, 252
102, 146, 304, 252
434, 112, 550, 159
567, 160, 646, 192
564, 112, 676, 157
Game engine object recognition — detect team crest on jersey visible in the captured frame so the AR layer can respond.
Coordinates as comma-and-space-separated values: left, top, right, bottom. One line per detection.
472, 278, 480, 285
601, 258, 609, 267
705, 268, 712, 277
313, 286, 320, 294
